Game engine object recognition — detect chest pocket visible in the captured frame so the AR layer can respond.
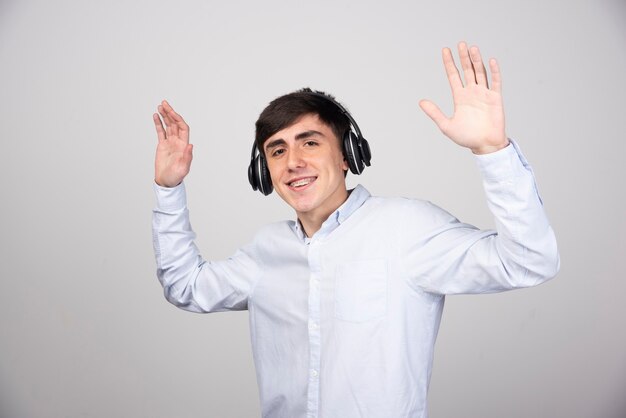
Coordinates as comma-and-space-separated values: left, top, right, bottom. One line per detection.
334, 259, 388, 322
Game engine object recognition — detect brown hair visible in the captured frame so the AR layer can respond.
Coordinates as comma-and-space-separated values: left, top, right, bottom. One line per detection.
254, 88, 350, 157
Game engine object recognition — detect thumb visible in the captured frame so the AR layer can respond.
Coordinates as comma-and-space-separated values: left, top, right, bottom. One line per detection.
183, 143, 193, 164
419, 100, 448, 131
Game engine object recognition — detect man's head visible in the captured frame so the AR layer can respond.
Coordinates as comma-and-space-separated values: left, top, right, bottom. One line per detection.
254, 88, 351, 221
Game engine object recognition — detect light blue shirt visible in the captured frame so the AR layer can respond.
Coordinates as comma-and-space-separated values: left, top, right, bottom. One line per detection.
152, 140, 559, 418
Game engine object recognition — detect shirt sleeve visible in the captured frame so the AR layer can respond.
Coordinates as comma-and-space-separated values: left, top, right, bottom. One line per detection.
404, 139, 560, 295
152, 182, 261, 313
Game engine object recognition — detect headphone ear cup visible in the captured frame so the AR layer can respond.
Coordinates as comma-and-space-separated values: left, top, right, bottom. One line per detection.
248, 159, 258, 191
258, 154, 273, 195
359, 137, 371, 167
249, 154, 273, 195
343, 131, 364, 174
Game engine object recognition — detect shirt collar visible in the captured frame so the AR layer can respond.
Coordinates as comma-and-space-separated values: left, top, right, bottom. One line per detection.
292, 184, 371, 242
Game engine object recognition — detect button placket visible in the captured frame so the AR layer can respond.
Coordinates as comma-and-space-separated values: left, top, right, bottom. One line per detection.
306, 238, 323, 417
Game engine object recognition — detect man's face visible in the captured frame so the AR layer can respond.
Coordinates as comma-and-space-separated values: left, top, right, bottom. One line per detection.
263, 113, 349, 220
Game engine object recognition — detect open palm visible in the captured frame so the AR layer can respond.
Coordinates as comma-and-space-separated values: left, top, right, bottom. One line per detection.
419, 42, 508, 155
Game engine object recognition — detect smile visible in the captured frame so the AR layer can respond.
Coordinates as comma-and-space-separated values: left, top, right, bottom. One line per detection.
287, 176, 317, 190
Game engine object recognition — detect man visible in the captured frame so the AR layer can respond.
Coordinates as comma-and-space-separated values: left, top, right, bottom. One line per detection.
151, 42, 559, 418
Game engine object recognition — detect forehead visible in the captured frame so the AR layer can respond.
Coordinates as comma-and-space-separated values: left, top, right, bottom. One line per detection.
266, 113, 337, 143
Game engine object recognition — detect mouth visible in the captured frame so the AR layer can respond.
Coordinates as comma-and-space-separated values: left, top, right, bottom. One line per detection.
286, 176, 317, 191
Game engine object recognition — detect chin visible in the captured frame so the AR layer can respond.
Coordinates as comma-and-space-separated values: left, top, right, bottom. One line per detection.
285, 197, 317, 214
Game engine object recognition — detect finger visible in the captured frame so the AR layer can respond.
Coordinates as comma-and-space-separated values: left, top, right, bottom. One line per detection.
158, 103, 174, 126
469, 45, 489, 88
442, 47, 463, 93
419, 100, 449, 132
489, 57, 502, 93
162, 100, 190, 142
458, 41, 476, 86
158, 102, 179, 139
153, 113, 166, 141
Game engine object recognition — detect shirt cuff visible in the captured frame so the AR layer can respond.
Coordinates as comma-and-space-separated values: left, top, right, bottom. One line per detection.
153, 181, 187, 211
474, 138, 533, 180
474, 138, 543, 204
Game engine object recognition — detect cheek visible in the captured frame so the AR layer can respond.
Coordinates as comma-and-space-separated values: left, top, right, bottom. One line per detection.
266, 162, 281, 183
333, 153, 349, 172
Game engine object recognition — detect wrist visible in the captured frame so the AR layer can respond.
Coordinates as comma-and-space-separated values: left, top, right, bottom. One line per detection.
155, 179, 181, 188
471, 139, 510, 155
154, 174, 183, 188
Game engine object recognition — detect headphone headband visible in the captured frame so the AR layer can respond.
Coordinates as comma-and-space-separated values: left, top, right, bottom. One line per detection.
306, 90, 364, 139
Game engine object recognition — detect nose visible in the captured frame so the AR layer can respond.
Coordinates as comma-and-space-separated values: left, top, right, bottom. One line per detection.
287, 147, 306, 171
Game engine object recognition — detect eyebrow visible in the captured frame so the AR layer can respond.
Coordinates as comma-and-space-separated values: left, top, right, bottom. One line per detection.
264, 130, 325, 153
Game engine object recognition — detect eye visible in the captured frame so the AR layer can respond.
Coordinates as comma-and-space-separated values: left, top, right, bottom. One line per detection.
271, 148, 285, 157
304, 140, 318, 147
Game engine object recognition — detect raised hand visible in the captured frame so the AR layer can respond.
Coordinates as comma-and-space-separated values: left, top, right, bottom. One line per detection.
153, 100, 193, 187
419, 42, 509, 155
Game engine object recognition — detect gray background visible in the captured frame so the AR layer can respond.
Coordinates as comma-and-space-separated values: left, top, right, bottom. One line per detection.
1, 0, 624, 417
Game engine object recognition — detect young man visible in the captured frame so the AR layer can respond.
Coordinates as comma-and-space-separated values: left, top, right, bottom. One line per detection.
151, 42, 559, 418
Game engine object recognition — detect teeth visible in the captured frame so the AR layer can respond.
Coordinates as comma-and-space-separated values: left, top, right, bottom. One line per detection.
290, 177, 314, 187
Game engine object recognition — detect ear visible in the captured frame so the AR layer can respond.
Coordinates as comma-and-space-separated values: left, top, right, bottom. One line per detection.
341, 157, 349, 171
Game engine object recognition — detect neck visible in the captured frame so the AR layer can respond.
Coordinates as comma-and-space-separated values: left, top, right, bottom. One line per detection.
297, 188, 349, 238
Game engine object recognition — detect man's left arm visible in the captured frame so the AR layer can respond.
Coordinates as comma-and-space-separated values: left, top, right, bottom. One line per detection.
404, 138, 559, 294
407, 42, 560, 293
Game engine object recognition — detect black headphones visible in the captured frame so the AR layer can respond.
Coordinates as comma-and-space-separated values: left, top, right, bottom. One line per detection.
248, 90, 371, 196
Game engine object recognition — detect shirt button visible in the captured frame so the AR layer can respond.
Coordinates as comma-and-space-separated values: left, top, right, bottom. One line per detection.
309, 322, 319, 330
311, 369, 318, 378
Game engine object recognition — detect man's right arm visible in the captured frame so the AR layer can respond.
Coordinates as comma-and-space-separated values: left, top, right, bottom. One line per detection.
151, 101, 259, 313
152, 181, 260, 313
